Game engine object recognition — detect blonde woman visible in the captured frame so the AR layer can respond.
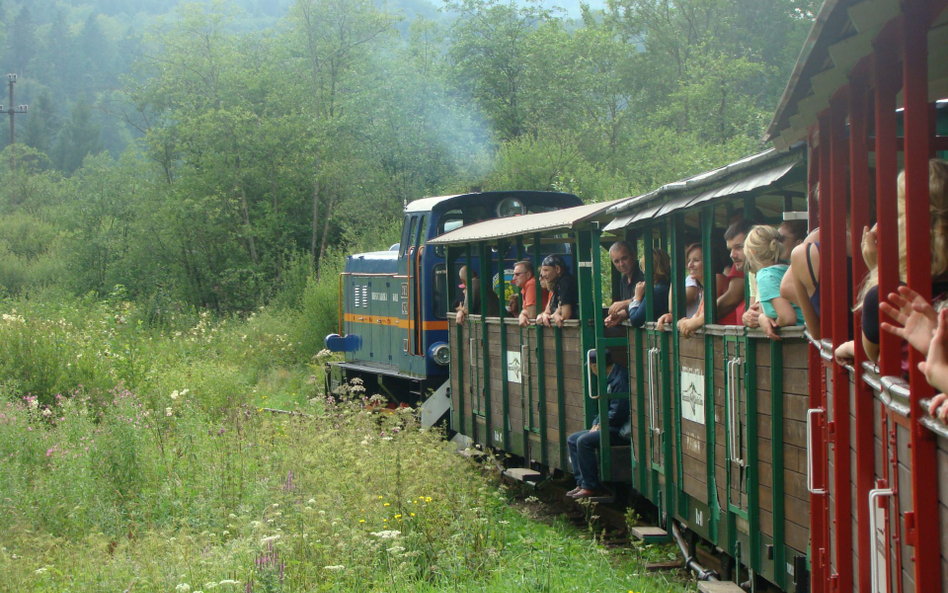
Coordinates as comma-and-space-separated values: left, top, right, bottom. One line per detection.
743, 225, 804, 340
835, 159, 948, 369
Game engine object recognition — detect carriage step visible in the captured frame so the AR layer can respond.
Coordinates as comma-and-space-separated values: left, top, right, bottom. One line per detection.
697, 582, 745, 593
502, 468, 541, 482
630, 525, 671, 543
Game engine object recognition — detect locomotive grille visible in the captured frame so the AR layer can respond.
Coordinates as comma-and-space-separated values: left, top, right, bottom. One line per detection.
353, 285, 361, 308
362, 287, 368, 308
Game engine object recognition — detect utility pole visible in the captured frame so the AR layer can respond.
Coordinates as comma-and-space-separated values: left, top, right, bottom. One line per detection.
1, 74, 28, 169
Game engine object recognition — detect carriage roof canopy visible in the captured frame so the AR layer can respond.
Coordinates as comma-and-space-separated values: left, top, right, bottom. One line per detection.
766, 0, 948, 149
602, 146, 805, 232
426, 199, 625, 245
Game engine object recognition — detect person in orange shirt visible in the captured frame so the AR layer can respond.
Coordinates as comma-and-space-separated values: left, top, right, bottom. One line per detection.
508, 260, 543, 326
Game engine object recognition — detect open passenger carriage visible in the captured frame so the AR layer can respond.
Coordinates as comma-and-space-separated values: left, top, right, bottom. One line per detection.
602, 146, 811, 591
767, 0, 948, 591
433, 144, 815, 591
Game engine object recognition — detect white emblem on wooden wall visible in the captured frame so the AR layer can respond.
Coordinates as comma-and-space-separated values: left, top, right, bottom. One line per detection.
507, 351, 522, 383
680, 367, 705, 424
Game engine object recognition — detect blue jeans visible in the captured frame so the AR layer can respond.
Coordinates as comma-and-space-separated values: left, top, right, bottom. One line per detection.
567, 427, 622, 490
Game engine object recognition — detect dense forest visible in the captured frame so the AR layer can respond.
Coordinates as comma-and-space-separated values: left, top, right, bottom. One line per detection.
0, 0, 818, 314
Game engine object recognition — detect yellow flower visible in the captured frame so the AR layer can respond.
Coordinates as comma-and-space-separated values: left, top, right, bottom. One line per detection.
383, 502, 390, 507
410, 513, 415, 517
394, 514, 402, 519
378, 496, 383, 500
359, 519, 365, 524
425, 497, 432, 503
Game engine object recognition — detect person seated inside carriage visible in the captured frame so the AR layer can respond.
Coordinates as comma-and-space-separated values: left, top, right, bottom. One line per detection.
566, 349, 630, 499
626, 249, 671, 328
743, 225, 805, 339
604, 240, 646, 328
536, 255, 578, 327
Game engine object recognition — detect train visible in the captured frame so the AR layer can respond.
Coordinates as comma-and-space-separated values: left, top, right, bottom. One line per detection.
326, 1, 948, 591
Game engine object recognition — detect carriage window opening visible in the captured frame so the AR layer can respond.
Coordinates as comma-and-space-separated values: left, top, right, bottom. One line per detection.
433, 265, 447, 319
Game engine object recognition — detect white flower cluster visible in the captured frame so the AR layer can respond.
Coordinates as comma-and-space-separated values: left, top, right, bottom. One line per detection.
370, 530, 401, 539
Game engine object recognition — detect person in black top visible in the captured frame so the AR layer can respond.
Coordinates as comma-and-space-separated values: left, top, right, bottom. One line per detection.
604, 240, 645, 327
536, 255, 578, 327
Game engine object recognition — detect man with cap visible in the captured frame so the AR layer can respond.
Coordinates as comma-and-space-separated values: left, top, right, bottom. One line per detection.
536, 255, 578, 327
566, 349, 630, 499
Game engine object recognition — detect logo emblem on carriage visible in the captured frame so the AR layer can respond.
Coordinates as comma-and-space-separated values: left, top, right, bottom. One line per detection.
680, 367, 705, 425
507, 350, 522, 384
682, 383, 701, 416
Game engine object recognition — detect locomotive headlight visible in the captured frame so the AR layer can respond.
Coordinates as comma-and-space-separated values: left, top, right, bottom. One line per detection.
429, 342, 450, 366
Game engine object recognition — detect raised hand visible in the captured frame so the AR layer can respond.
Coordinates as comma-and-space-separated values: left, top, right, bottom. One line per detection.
920, 309, 948, 416
880, 286, 937, 356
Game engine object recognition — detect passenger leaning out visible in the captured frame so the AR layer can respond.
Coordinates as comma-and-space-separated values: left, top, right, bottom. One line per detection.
746, 219, 807, 328
627, 249, 671, 327
536, 255, 578, 328
743, 225, 804, 340
509, 260, 545, 327
455, 266, 500, 324
670, 219, 752, 337
656, 243, 718, 331
837, 159, 948, 368
604, 241, 644, 328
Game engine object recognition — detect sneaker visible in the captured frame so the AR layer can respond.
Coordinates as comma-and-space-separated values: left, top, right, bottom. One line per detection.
566, 487, 582, 497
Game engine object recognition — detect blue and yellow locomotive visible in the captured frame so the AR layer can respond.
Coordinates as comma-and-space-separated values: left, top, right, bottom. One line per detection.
325, 190, 581, 417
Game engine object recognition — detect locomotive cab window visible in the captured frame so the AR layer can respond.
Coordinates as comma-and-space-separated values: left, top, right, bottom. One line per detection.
400, 216, 417, 258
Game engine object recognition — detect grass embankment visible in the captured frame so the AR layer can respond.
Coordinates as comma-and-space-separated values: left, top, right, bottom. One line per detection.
0, 297, 693, 592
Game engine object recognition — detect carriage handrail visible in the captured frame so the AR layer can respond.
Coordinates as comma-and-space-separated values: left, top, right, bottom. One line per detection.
919, 398, 948, 439
648, 347, 660, 436
879, 375, 912, 418
868, 487, 893, 593
806, 409, 827, 495
728, 358, 745, 467
586, 349, 601, 400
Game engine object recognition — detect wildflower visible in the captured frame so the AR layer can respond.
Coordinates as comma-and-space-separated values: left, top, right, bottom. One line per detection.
394, 514, 402, 519
217, 580, 240, 586
175, 585, 191, 592
425, 497, 432, 503
34, 567, 48, 574
387, 546, 405, 554
165, 408, 173, 417
170, 390, 180, 400
370, 530, 401, 539
383, 502, 390, 507
323, 565, 345, 571
410, 513, 415, 517
359, 519, 365, 524
260, 535, 280, 544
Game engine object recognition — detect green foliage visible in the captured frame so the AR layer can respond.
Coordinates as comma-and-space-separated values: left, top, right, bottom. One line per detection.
0, 300, 693, 591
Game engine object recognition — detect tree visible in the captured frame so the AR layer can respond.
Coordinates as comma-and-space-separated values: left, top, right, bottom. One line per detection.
9, 6, 37, 75
21, 90, 60, 157
53, 101, 104, 173
445, 0, 554, 141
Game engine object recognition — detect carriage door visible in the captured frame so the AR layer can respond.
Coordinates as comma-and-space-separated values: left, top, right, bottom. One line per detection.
724, 332, 752, 566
